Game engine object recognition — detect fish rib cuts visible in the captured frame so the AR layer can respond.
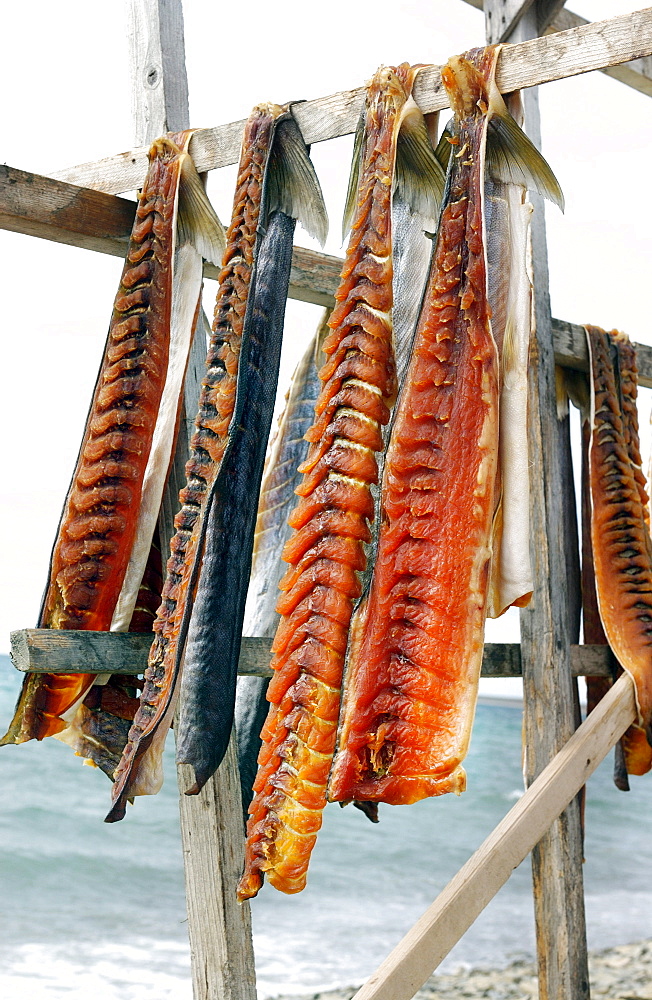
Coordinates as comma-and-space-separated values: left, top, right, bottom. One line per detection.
107, 104, 327, 821
328, 49, 501, 806
106, 114, 272, 821
586, 325, 652, 777
238, 64, 442, 899
2, 132, 222, 747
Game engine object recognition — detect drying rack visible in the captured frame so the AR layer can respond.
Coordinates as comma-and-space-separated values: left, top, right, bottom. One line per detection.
3, 3, 652, 998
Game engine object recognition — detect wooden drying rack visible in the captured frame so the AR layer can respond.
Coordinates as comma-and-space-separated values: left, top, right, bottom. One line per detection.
3, 3, 652, 998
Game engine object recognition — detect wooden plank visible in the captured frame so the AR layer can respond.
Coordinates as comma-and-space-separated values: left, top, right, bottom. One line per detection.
0, 164, 134, 256
489, 2, 589, 996
4, 166, 652, 386
351, 673, 637, 1000
547, 8, 652, 97
178, 749, 257, 1000
127, 0, 191, 142
462, 1, 652, 97
126, 3, 257, 998
51, 8, 652, 195
535, 0, 568, 35
484, 0, 537, 43
9, 629, 615, 679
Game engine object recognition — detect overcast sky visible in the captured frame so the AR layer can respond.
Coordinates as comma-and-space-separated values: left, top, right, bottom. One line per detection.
1, 1, 650, 704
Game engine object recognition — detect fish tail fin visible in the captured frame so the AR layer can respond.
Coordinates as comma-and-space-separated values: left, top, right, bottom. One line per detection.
266, 113, 329, 247
177, 153, 227, 264
433, 118, 455, 175
395, 95, 446, 228
486, 107, 564, 211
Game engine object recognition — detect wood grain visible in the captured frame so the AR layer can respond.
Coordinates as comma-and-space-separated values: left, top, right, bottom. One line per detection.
9, 630, 614, 679
0, 164, 134, 256
4, 168, 652, 391
351, 673, 637, 1000
493, 4, 589, 997
126, 3, 256, 997
465, 1, 652, 96
51, 8, 652, 195
128, 0, 191, 144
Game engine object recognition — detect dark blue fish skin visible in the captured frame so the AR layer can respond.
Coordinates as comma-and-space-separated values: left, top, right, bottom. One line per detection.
235, 317, 327, 818
176, 210, 296, 794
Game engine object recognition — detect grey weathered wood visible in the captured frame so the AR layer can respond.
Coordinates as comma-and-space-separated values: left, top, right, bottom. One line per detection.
9, 629, 615, 679
128, 0, 191, 145
535, 0, 567, 35
484, 0, 537, 43
0, 164, 135, 256
5, 166, 652, 391
351, 673, 637, 1000
178, 749, 257, 1000
486, 3, 589, 997
51, 8, 652, 195
481, 0, 568, 39
463, 1, 652, 97
127, 3, 256, 997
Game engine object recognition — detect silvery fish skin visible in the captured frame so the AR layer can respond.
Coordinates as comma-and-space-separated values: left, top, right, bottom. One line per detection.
236, 312, 329, 816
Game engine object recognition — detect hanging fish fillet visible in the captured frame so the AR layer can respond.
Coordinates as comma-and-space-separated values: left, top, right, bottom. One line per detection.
238, 64, 445, 899
585, 325, 652, 777
236, 311, 330, 817
1, 132, 224, 749
327, 46, 562, 808
107, 103, 327, 822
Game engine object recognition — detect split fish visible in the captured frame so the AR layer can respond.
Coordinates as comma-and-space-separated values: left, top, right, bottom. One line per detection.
584, 325, 652, 778
107, 103, 327, 821
236, 311, 330, 818
238, 64, 445, 899
1, 132, 224, 751
327, 46, 562, 808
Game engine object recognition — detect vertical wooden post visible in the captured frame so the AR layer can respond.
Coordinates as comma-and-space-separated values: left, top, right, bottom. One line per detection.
483, 3, 590, 999
126, 3, 257, 998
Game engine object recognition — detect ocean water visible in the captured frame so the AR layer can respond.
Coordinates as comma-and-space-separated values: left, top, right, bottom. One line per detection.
1, 656, 651, 1000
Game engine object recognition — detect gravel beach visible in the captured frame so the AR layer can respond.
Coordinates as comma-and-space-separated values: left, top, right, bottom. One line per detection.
266, 938, 652, 1000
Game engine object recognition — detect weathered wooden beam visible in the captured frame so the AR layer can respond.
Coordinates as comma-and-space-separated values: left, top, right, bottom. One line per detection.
484, 0, 537, 43
489, 2, 589, 996
547, 7, 652, 97
3, 165, 652, 387
462, 1, 652, 97
128, 0, 191, 143
51, 8, 652, 195
127, 3, 256, 998
0, 164, 134, 256
9, 629, 616, 679
352, 673, 637, 1000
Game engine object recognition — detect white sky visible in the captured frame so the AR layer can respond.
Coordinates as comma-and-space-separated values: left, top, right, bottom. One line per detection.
1, 1, 651, 706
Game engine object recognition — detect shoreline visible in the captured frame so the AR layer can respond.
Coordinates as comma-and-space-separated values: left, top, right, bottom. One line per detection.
266, 938, 652, 1000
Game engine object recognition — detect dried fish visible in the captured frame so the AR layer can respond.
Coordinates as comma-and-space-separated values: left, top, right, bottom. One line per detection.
327, 46, 562, 808
238, 64, 444, 899
236, 311, 330, 817
107, 103, 327, 821
2, 132, 224, 750
585, 325, 652, 778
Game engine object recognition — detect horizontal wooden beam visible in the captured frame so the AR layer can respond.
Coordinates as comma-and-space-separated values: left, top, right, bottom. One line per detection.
352, 672, 637, 1000
0, 164, 135, 256
9, 628, 615, 679
3, 164, 652, 384
51, 8, 652, 195
462, 1, 652, 97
